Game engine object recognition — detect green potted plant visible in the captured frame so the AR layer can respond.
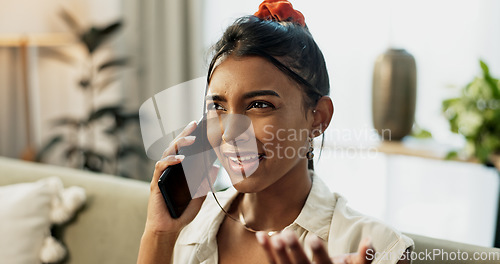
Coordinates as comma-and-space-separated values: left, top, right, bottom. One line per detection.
442, 60, 500, 169
36, 10, 147, 178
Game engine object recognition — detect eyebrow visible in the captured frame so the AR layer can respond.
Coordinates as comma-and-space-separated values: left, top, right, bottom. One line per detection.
205, 94, 226, 102
205, 90, 281, 102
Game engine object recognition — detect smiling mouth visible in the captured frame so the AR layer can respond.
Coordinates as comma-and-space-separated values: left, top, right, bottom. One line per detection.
227, 154, 266, 165
224, 153, 266, 178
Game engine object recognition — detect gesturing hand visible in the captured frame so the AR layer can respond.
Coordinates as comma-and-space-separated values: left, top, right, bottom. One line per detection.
256, 230, 374, 264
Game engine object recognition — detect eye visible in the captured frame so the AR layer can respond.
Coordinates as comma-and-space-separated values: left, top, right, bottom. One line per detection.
248, 101, 275, 110
206, 102, 225, 111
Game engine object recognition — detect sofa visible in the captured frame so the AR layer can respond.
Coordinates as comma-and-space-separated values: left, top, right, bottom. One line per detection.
0, 157, 149, 264
0, 156, 498, 264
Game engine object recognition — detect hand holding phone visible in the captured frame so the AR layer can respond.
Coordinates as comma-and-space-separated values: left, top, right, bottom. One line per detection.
158, 117, 218, 218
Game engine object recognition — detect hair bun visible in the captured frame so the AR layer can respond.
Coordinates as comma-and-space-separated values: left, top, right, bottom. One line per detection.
254, 0, 305, 27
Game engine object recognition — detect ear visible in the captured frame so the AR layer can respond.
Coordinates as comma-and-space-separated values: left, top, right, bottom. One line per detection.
311, 96, 334, 138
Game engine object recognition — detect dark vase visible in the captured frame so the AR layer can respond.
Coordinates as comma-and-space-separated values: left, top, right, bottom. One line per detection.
372, 48, 416, 141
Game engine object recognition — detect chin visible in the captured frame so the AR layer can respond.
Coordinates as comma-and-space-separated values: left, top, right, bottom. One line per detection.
231, 178, 267, 193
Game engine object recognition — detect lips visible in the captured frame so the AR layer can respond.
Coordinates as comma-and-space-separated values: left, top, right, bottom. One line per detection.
227, 153, 263, 162
222, 151, 265, 178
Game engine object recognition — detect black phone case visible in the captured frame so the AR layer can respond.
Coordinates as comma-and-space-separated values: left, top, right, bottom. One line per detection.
158, 164, 192, 219
158, 118, 217, 218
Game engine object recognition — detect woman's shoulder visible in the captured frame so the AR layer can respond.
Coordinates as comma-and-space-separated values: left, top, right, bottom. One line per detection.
293, 172, 413, 263
313, 178, 414, 263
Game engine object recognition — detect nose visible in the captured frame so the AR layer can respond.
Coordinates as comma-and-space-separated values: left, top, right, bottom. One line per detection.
221, 114, 253, 144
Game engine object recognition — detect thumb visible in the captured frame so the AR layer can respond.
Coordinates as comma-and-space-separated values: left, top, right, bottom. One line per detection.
330, 238, 374, 264
358, 237, 374, 264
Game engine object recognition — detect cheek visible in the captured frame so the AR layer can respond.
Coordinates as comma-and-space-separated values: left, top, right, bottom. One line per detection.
253, 118, 309, 158
206, 118, 222, 149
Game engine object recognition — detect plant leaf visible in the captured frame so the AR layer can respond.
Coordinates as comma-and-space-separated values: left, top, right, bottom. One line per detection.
449, 114, 459, 133
79, 79, 91, 89
59, 9, 82, 37
64, 146, 80, 159
480, 60, 500, 99
88, 106, 121, 123
52, 117, 84, 128
83, 150, 111, 172
98, 58, 128, 72
442, 98, 460, 110
412, 128, 432, 139
445, 151, 458, 160
100, 21, 123, 37
36, 135, 65, 161
104, 127, 118, 135
442, 60, 500, 164
115, 112, 140, 129
81, 27, 99, 53
117, 145, 148, 159
96, 76, 120, 92
480, 60, 490, 76
81, 21, 123, 54
475, 145, 490, 163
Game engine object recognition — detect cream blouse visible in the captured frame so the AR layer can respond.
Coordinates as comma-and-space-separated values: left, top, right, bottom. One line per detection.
173, 171, 414, 264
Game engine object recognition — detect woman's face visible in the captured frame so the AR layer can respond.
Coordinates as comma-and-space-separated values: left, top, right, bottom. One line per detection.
206, 56, 314, 193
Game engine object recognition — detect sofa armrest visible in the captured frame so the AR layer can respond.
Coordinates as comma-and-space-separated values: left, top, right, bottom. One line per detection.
0, 157, 150, 264
405, 233, 500, 264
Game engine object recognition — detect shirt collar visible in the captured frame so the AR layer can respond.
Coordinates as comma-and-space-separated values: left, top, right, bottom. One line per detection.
176, 170, 336, 260
176, 187, 238, 244
289, 170, 336, 240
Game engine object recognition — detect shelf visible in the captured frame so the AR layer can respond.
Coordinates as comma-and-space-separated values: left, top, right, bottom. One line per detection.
0, 33, 75, 47
322, 136, 486, 165
375, 138, 473, 162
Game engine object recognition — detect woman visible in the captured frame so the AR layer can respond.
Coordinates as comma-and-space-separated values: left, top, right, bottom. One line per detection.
138, 1, 413, 263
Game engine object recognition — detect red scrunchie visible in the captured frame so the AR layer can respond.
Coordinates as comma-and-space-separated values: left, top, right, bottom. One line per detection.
254, 0, 305, 27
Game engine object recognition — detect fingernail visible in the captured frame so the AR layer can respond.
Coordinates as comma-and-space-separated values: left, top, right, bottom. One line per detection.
310, 236, 322, 250
175, 155, 185, 160
282, 230, 296, 246
332, 256, 347, 264
188, 120, 197, 127
255, 231, 266, 245
185, 135, 196, 141
271, 236, 283, 250
363, 237, 373, 248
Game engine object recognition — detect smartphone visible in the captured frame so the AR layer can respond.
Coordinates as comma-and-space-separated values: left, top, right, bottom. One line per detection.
158, 117, 217, 218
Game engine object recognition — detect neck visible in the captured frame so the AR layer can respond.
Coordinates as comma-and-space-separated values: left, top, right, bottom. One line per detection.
237, 160, 312, 231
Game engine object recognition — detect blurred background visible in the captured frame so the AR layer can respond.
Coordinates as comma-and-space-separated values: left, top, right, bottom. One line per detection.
0, 0, 499, 249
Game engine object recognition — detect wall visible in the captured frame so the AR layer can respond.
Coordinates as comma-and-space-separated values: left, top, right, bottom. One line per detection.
203, 0, 500, 147
0, 0, 123, 161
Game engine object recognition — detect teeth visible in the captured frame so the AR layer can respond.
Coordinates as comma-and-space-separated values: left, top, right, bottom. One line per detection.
228, 155, 259, 162
240, 155, 257, 161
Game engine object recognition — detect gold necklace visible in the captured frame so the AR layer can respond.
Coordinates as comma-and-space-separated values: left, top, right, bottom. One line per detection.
212, 192, 279, 236
238, 208, 278, 236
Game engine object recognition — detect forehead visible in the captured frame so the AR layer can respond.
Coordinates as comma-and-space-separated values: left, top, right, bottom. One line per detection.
207, 56, 301, 96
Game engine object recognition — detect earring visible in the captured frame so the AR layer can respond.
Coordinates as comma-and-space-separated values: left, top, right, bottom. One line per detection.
306, 137, 314, 160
